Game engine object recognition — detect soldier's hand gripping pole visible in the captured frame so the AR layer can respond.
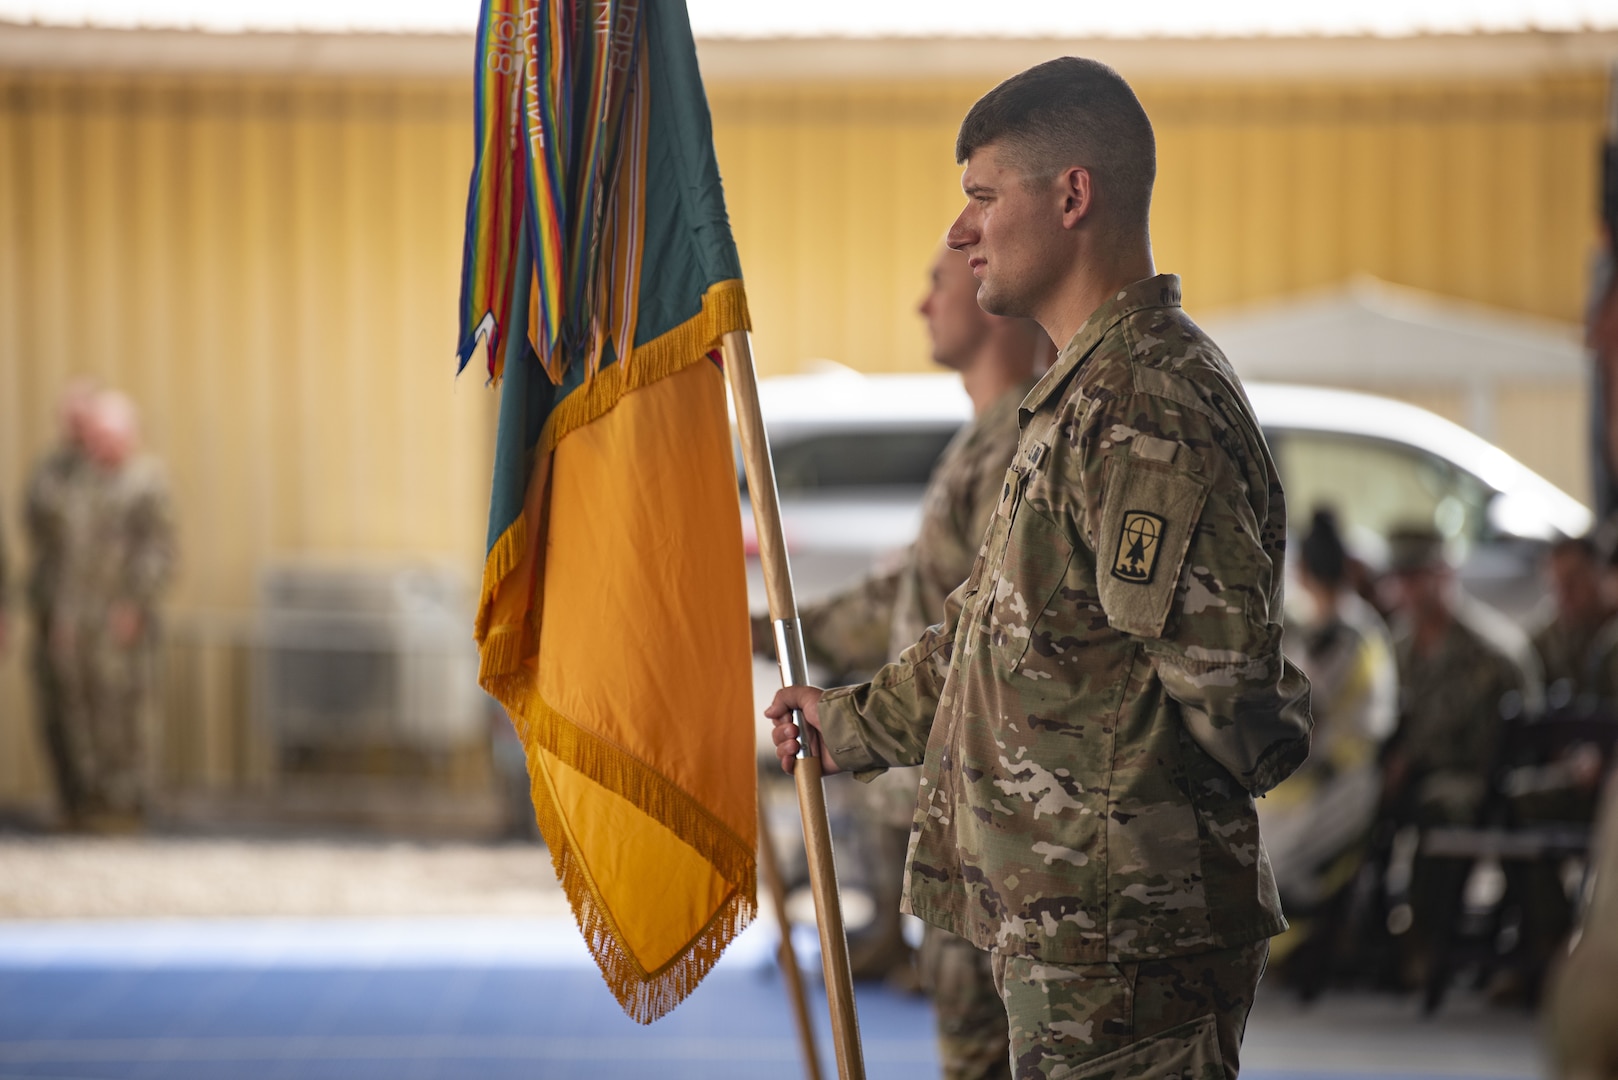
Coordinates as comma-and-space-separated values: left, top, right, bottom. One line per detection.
723, 329, 867, 1080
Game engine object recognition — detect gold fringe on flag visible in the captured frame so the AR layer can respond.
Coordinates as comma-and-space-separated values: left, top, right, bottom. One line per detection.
475, 276, 754, 1022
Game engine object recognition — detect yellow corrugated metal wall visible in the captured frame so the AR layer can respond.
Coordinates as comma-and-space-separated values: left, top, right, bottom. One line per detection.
0, 64, 1605, 811
0, 75, 494, 807
711, 75, 1601, 500
713, 76, 1603, 376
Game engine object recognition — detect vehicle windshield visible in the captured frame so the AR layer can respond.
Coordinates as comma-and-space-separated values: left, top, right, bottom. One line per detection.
1269, 428, 1495, 557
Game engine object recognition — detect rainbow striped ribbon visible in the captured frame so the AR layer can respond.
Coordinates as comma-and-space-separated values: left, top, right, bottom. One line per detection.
457, 0, 646, 386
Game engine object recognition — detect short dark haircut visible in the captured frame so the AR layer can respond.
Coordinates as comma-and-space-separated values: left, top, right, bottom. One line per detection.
956, 57, 1156, 234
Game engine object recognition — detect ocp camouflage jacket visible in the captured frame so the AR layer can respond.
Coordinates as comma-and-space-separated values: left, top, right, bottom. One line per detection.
818, 274, 1312, 964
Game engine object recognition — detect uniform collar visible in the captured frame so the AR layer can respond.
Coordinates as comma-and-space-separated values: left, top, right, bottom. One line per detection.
1020, 273, 1183, 419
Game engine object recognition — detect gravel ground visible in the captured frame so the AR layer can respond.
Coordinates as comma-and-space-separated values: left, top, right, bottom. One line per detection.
0, 836, 574, 919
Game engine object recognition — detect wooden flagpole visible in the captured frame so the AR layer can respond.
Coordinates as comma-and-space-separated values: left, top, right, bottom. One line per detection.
758, 802, 823, 1080
724, 328, 867, 1080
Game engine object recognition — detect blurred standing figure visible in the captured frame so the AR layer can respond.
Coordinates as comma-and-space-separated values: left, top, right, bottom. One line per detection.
25, 379, 99, 820
26, 387, 175, 829
753, 244, 1048, 1080
1532, 535, 1618, 712
1265, 509, 1397, 910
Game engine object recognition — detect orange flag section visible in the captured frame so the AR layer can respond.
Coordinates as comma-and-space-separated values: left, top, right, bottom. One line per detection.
482, 350, 756, 1023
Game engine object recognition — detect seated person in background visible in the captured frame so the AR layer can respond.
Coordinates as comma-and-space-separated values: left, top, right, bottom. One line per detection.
1510, 532, 1617, 813
1264, 508, 1397, 911
1501, 531, 1618, 999
1380, 524, 1543, 984
1532, 534, 1618, 714
1382, 525, 1543, 828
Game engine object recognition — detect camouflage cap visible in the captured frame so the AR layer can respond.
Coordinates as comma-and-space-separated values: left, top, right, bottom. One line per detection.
1386, 524, 1449, 573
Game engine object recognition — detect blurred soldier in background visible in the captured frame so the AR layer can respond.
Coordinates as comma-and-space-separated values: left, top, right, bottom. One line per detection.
754, 242, 1048, 1080
1495, 532, 1618, 1001
26, 387, 176, 831
25, 379, 100, 823
1380, 524, 1542, 983
1382, 525, 1542, 825
1265, 508, 1397, 913
1532, 535, 1618, 712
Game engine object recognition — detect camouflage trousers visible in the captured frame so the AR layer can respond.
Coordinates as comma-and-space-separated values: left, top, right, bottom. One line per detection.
920, 925, 1011, 1080
33, 624, 149, 824
990, 940, 1268, 1080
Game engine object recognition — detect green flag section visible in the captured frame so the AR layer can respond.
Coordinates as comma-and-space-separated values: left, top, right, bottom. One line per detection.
458, 0, 756, 1023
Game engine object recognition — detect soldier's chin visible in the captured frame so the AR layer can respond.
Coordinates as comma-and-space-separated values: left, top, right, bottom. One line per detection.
975, 281, 1025, 319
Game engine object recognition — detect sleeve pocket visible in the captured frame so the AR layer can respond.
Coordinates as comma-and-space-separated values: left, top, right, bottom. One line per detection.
1097, 456, 1209, 639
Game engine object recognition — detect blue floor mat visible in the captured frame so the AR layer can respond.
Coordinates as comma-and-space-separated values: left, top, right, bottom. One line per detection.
0, 966, 935, 1080
0, 920, 1541, 1080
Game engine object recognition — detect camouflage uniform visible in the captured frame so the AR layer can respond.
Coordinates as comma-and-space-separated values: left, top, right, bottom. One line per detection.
769, 384, 1031, 1080
1389, 600, 1538, 825
25, 442, 176, 824
818, 275, 1312, 1079
794, 384, 1031, 687
1532, 612, 1618, 712
1386, 599, 1541, 983
992, 940, 1267, 1080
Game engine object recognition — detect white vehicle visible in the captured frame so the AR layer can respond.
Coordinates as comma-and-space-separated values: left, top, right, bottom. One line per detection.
739, 368, 974, 605
739, 372, 1591, 624
1251, 383, 1589, 617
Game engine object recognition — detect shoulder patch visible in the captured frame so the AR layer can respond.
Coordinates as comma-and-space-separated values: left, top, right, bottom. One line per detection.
1098, 457, 1211, 639
1112, 510, 1165, 584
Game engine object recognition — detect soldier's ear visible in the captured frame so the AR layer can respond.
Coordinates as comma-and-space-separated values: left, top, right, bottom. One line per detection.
1059, 167, 1093, 230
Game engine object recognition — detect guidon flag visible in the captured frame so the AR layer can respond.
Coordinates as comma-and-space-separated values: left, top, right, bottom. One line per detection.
455, 0, 756, 1023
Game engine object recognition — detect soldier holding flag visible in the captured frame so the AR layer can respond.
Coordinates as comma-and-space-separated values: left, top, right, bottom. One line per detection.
769, 58, 1311, 1078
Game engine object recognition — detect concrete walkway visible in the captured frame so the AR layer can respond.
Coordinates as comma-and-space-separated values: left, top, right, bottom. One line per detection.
0, 835, 571, 920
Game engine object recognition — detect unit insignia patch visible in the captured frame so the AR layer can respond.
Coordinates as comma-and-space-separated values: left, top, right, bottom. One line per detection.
1111, 510, 1165, 584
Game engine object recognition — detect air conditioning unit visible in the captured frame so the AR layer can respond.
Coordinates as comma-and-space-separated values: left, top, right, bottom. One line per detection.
255, 561, 483, 753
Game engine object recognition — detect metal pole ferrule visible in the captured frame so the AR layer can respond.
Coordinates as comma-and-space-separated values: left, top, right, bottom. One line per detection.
772, 617, 818, 761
